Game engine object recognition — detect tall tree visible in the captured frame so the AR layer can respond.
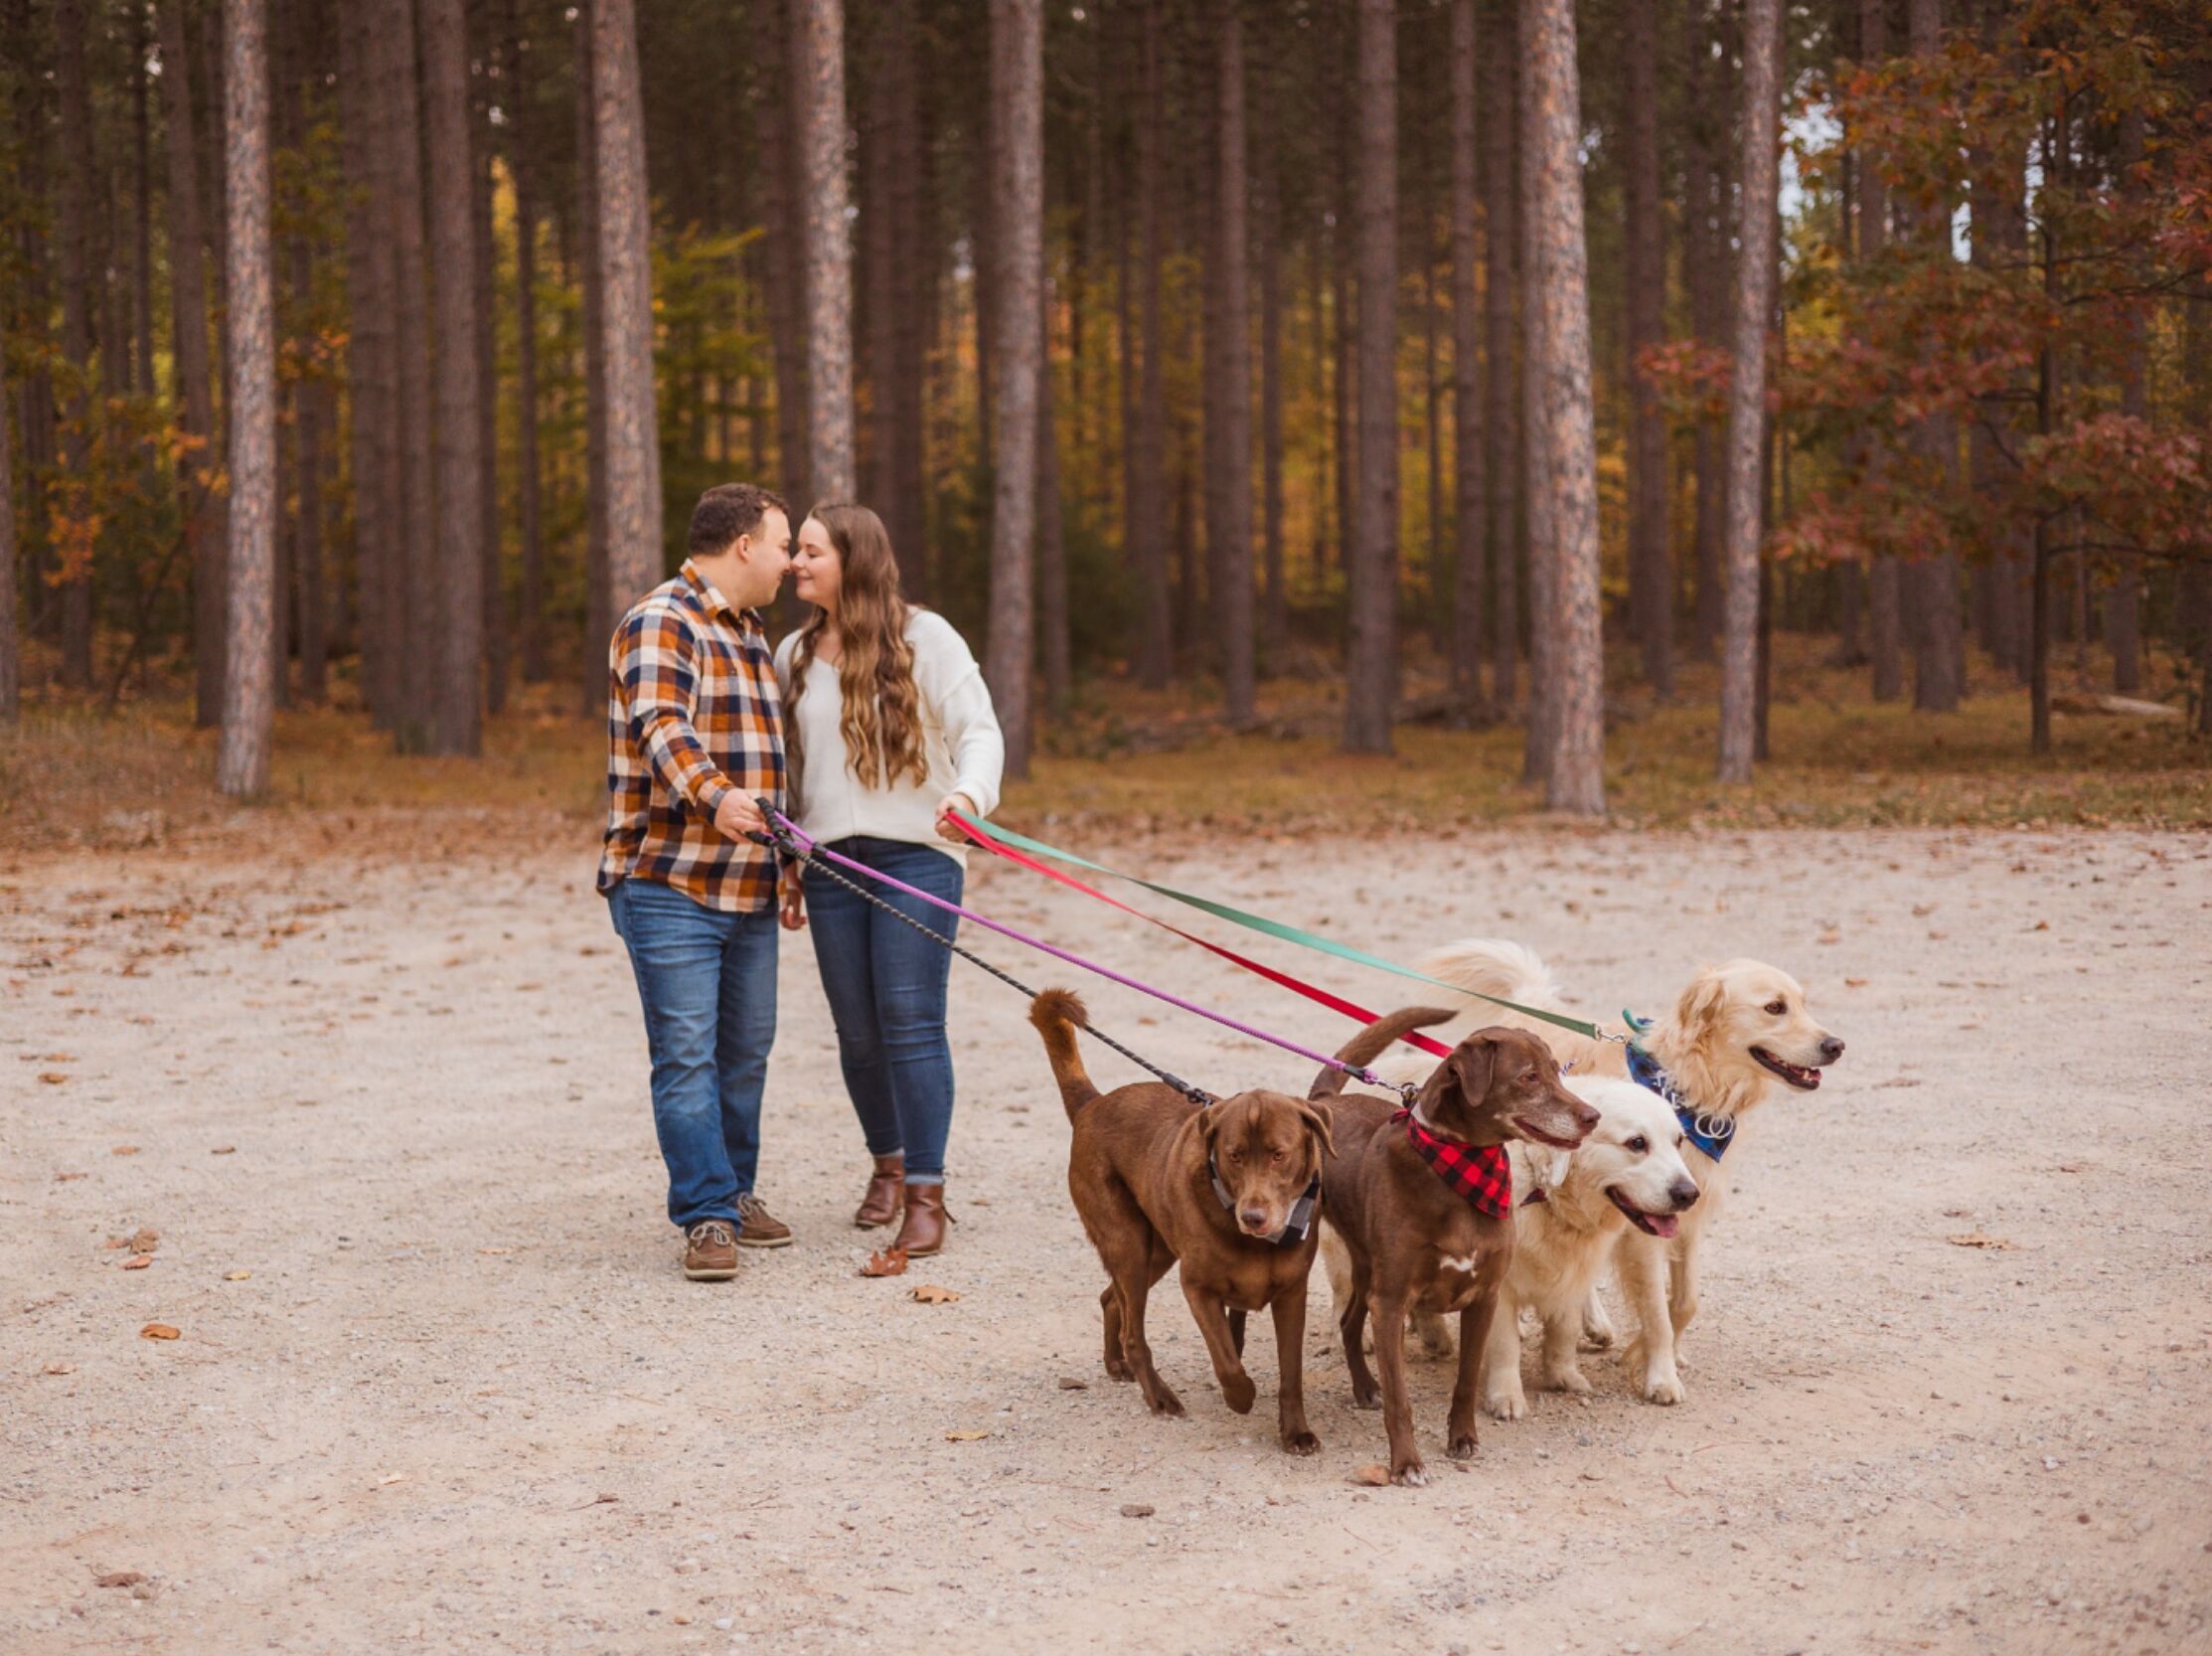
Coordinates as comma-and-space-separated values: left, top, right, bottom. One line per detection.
1686, 8, 1731, 660
575, 5, 610, 709
470, 26, 506, 715
594, 0, 662, 608
1717, 0, 1781, 782
1623, 0, 1670, 696
1448, 0, 1486, 714
1858, 0, 1902, 701
422, 0, 484, 753
1481, 3, 1516, 707
985, 0, 1041, 776
1527, 0, 1605, 812
217, 0, 274, 797
55, 0, 95, 689
2105, 107, 2146, 694
1131, 0, 1171, 689
796, 0, 855, 501
506, 0, 546, 683
0, 325, 16, 723
1256, 95, 1287, 659
1906, 0, 1963, 713
755, 0, 810, 510
1343, 0, 1397, 754
1212, 0, 1255, 725
162, 0, 226, 726
1518, 0, 1553, 779
378, 0, 435, 745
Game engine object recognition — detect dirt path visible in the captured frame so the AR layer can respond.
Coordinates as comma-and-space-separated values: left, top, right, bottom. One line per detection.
5, 826, 2209, 1655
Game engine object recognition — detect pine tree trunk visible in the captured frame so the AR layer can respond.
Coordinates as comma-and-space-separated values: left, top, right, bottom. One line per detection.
594, 0, 662, 616
1518, 0, 1553, 782
1528, 0, 1605, 811
8, 0, 57, 660
162, 0, 228, 726
1423, 252, 1445, 657
2105, 107, 2145, 695
2184, 290, 2211, 736
472, 49, 506, 717
755, 0, 810, 511
985, 0, 1040, 777
1257, 115, 1287, 662
1687, 9, 1728, 661
888, 17, 928, 592
577, 7, 611, 708
1448, 0, 1486, 716
420, 0, 484, 753
1036, 272, 1071, 714
377, 0, 435, 746
1482, 3, 1517, 708
1343, 0, 1397, 754
132, 6, 155, 400
1212, 0, 1255, 726
508, 0, 546, 685
1717, 0, 1779, 782
1907, 0, 1962, 714
0, 328, 16, 722
217, 0, 274, 797
1131, 0, 1171, 690
55, 0, 95, 689
1858, 0, 1902, 702
796, 0, 856, 502
1624, 0, 1671, 696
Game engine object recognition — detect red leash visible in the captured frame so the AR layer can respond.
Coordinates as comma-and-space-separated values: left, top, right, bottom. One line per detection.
953, 814, 1452, 1063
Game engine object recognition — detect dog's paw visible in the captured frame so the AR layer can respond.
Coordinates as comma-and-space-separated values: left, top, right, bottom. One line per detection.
1543, 1366, 1593, 1397
1642, 1370, 1685, 1407
1580, 1305, 1617, 1350
1280, 1428, 1321, 1457
1145, 1385, 1186, 1417
1350, 1385, 1382, 1412
1446, 1430, 1479, 1460
1219, 1372, 1257, 1414
1105, 1355, 1135, 1383
1390, 1459, 1430, 1488
1485, 1387, 1527, 1422
1415, 1316, 1455, 1360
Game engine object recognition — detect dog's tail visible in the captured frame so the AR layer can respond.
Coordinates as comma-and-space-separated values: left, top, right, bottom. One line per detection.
1309, 1006, 1455, 1099
1412, 938, 1566, 1015
1028, 989, 1102, 1119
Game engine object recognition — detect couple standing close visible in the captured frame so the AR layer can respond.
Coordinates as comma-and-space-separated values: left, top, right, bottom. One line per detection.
595, 483, 1006, 1282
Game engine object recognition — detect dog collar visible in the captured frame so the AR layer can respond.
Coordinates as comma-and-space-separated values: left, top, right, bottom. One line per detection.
1624, 1009, 1736, 1163
1207, 1154, 1320, 1249
1391, 1109, 1513, 1221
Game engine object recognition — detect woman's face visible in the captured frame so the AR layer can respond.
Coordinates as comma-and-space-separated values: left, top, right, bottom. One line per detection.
791, 517, 844, 614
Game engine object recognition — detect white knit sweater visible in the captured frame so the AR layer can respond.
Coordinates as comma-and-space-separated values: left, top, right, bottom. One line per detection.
771, 610, 1006, 863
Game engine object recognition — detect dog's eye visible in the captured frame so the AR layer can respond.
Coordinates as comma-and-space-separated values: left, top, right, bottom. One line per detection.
1626, 1135, 1648, 1153
1764, 1000, 1788, 1016
1271, 1149, 1286, 1164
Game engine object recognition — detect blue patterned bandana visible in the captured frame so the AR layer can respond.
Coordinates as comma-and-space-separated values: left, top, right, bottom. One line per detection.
1624, 1010, 1736, 1163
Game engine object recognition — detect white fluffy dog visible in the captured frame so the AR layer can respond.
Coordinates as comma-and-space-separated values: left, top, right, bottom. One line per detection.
1480, 1076, 1699, 1420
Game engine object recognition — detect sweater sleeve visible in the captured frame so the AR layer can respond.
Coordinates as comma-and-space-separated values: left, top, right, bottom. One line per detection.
911, 612, 1005, 819
616, 602, 733, 816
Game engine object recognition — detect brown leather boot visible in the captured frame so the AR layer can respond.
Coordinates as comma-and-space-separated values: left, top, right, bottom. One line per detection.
854, 1154, 905, 1229
892, 1183, 952, 1257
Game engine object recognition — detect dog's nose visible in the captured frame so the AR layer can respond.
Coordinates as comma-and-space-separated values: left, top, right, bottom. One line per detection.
1239, 1208, 1271, 1234
1818, 1036, 1845, 1064
1669, 1178, 1701, 1211
1572, 1102, 1600, 1136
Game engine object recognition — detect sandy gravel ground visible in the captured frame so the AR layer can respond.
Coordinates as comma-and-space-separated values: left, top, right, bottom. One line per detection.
4, 825, 2210, 1656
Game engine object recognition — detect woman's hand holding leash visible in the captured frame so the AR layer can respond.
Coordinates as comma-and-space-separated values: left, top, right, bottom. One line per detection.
934, 792, 977, 844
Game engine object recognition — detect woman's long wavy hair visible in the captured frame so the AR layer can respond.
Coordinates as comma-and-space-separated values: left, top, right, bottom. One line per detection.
785, 504, 928, 806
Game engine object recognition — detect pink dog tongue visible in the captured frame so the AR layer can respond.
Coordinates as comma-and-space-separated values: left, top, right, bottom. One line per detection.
1644, 1214, 1679, 1239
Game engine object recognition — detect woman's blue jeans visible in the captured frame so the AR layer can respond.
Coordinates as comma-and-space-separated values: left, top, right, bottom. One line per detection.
606, 878, 778, 1230
802, 837, 964, 1186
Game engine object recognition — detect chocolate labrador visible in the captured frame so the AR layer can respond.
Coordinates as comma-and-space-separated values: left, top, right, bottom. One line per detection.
1030, 989, 1335, 1454
1313, 1008, 1596, 1486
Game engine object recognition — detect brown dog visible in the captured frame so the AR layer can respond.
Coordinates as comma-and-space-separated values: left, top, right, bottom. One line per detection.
1314, 1008, 1597, 1486
1030, 989, 1336, 1454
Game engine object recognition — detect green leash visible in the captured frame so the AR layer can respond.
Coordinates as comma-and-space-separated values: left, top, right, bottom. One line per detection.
971, 818, 1609, 1043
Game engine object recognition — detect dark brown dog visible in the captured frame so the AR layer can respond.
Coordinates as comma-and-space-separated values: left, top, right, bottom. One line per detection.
1315, 1008, 1597, 1486
1030, 989, 1336, 1454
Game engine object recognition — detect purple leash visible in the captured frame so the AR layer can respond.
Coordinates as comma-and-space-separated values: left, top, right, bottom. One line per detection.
763, 805, 1407, 1095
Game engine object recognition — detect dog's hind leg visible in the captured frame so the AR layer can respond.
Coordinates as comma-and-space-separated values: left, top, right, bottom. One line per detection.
1339, 1273, 1380, 1411
1615, 1236, 1684, 1406
1666, 1248, 1700, 1346
1182, 1279, 1258, 1414
1099, 1284, 1133, 1382
1481, 1284, 1529, 1420
1580, 1286, 1617, 1350
1414, 1309, 1455, 1361
1537, 1299, 1593, 1397
1114, 1250, 1185, 1417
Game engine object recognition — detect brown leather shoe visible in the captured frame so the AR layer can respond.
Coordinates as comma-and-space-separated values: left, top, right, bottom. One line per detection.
892, 1183, 952, 1257
855, 1154, 906, 1229
734, 1192, 793, 1248
683, 1220, 738, 1281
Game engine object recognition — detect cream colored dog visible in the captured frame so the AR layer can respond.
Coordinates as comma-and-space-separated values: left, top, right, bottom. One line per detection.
1322, 939, 1844, 1404
1479, 1075, 1699, 1420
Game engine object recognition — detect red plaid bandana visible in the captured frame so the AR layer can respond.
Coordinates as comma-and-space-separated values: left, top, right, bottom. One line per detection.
1393, 1108, 1513, 1220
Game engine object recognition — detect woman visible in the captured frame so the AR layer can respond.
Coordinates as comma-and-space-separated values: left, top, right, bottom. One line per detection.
774, 504, 1005, 1267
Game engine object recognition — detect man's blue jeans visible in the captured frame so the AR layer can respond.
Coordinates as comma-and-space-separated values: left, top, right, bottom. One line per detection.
801, 837, 963, 1185
607, 878, 778, 1230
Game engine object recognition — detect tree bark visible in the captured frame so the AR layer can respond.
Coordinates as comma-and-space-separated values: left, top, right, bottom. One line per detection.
376, 0, 435, 745
1036, 272, 1071, 714
471, 38, 506, 716
0, 325, 16, 721
56, 0, 95, 689
594, 0, 663, 614
1907, 0, 1963, 714
1858, 0, 1903, 702
2105, 108, 2145, 695
1256, 103, 1287, 662
508, 0, 546, 684
1687, 7, 1729, 661
1131, 0, 1171, 689
1624, 0, 1671, 696
421, 0, 484, 753
1343, 0, 1397, 754
1212, 0, 1255, 726
132, 5, 155, 399
1449, 0, 1486, 715
1518, 0, 1553, 781
796, 0, 856, 501
1717, 0, 1779, 782
755, 0, 810, 511
161, 0, 228, 726
1482, 3, 1517, 707
576, 5, 610, 710
217, 0, 274, 797
1527, 0, 1605, 811
985, 0, 1040, 776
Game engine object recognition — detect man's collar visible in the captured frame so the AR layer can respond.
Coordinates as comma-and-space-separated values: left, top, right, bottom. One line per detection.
679, 559, 761, 631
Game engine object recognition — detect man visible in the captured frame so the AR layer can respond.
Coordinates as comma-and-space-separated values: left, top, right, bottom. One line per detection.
599, 483, 795, 1280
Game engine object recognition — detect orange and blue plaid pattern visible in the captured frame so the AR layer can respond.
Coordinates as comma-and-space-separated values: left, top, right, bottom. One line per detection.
597, 560, 785, 912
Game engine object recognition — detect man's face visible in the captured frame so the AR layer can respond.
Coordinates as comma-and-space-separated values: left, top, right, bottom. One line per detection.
732, 508, 792, 607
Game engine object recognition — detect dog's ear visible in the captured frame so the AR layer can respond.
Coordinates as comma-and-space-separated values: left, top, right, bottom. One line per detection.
1421, 1033, 1497, 1114
1196, 1098, 1226, 1155
1676, 970, 1728, 1032
1295, 1100, 1337, 1165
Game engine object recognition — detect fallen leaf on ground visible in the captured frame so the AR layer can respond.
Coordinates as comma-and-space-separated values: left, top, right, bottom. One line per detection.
43, 1363, 75, 1376
224, 1270, 250, 1281
110, 1145, 138, 1156
377, 1473, 407, 1487
139, 1323, 180, 1340
861, 1244, 909, 1278
120, 1255, 151, 1270
55, 1171, 87, 1182
1057, 1376, 1089, 1391
94, 1573, 145, 1589
1948, 1232, 2014, 1250
1120, 1503, 1155, 1518
210, 1146, 236, 1155
477, 1246, 515, 1255
38, 1072, 69, 1084
1351, 1464, 1391, 1487
944, 1428, 992, 1442
911, 1283, 960, 1304
128, 1228, 159, 1252
1844, 977, 1869, 988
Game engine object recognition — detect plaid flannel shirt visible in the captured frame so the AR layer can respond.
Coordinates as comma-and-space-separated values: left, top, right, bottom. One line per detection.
597, 560, 785, 912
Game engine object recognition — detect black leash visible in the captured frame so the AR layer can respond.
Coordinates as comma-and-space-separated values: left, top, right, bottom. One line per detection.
755, 808, 1216, 1106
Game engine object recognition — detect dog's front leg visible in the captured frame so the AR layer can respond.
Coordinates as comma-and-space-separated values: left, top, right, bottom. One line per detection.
1370, 1290, 1427, 1486
1181, 1279, 1258, 1414
1116, 1268, 1185, 1417
1481, 1281, 1528, 1420
1537, 1299, 1592, 1396
1615, 1235, 1683, 1405
1448, 1266, 1504, 1457
1339, 1271, 1380, 1410
1270, 1283, 1320, 1456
